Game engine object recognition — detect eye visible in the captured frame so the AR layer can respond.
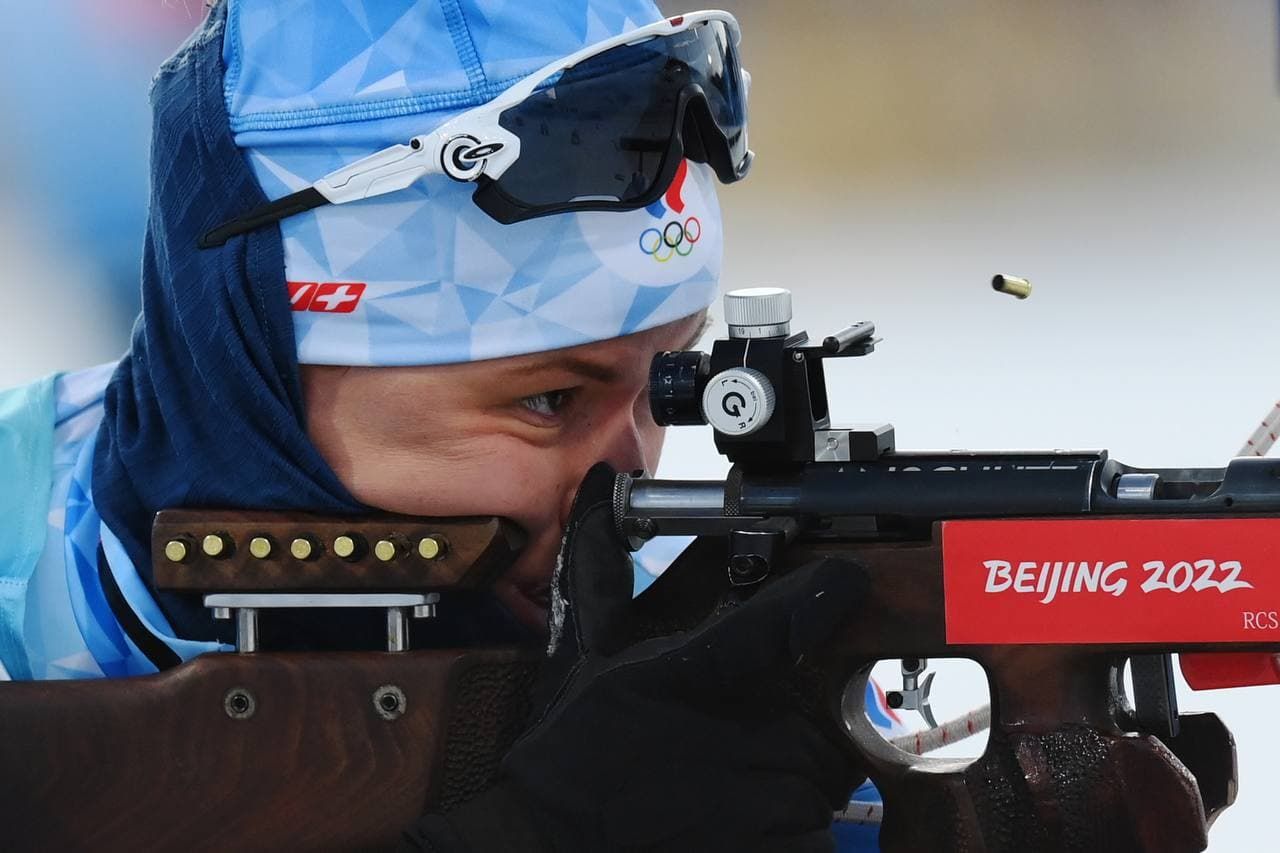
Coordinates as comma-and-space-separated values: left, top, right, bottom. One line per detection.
520, 388, 575, 419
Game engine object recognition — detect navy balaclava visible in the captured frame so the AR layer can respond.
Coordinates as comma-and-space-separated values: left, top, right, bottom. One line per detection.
92, 5, 361, 641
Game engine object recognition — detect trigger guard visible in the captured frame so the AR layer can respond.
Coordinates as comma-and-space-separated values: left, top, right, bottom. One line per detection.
838, 670, 971, 774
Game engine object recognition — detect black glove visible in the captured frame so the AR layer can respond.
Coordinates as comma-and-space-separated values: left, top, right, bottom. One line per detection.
402, 464, 867, 852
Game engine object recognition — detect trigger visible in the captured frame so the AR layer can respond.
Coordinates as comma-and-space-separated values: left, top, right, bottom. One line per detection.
919, 671, 938, 729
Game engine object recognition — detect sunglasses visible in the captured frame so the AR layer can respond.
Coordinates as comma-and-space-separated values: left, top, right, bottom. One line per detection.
200, 10, 750, 249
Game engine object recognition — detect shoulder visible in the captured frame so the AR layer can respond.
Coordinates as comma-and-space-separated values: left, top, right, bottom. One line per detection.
0, 372, 63, 522
52, 362, 116, 445
0, 361, 115, 449
0, 363, 117, 681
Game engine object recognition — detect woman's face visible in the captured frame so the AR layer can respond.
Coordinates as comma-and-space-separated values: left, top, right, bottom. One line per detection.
301, 311, 707, 631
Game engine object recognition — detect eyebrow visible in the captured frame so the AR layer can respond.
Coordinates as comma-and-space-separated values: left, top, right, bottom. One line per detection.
499, 316, 712, 386
502, 354, 624, 385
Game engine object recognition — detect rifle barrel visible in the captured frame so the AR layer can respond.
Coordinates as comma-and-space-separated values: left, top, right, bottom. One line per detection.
619, 452, 1280, 537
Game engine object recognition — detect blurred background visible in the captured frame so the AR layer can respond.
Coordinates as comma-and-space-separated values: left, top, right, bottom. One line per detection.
0, 0, 196, 383
4, 1, 1278, 849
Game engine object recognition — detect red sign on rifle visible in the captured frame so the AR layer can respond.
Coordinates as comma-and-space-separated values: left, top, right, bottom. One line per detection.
942, 518, 1280, 645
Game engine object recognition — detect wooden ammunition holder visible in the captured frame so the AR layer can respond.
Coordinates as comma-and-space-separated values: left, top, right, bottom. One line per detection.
151, 510, 525, 593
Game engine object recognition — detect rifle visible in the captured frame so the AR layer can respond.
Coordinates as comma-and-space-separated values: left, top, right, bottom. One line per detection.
614, 285, 1280, 852
3, 284, 1273, 852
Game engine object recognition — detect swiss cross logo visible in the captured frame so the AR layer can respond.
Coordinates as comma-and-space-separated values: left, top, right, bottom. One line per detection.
287, 281, 367, 314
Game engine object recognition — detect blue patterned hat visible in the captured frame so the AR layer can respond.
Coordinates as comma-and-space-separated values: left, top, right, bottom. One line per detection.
222, 0, 723, 366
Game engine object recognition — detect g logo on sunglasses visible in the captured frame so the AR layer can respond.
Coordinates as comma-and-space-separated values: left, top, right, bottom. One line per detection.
441, 134, 505, 181
638, 217, 701, 262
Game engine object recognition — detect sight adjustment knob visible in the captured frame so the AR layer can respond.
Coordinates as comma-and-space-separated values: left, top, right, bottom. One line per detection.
649, 350, 711, 426
724, 287, 792, 339
702, 368, 775, 436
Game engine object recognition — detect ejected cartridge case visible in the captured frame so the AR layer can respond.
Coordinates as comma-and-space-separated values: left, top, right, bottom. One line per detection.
992, 274, 1032, 299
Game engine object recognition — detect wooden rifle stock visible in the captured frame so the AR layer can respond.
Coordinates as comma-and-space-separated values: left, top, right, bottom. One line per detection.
0, 649, 537, 851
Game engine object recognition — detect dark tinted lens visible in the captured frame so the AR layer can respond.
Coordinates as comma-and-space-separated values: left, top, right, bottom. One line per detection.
495, 39, 681, 208
494, 20, 746, 209
690, 21, 748, 167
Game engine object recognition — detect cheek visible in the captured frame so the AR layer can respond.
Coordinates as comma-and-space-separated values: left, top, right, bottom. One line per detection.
345, 439, 579, 534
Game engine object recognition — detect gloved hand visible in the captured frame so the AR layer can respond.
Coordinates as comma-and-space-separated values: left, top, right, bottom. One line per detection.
402, 464, 867, 852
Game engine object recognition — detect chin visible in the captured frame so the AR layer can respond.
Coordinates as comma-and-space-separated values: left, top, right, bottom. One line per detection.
488, 533, 561, 634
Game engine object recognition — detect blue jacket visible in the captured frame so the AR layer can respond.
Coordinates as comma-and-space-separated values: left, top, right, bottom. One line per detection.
0, 366, 225, 681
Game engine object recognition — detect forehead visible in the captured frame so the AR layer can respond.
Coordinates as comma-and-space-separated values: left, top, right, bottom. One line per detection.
337, 310, 709, 390
471, 310, 707, 375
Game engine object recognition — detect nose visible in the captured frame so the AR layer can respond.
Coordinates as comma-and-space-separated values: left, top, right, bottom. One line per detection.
598, 394, 653, 475
558, 396, 656, 526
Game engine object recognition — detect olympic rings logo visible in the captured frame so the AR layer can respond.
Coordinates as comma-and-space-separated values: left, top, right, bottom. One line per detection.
638, 217, 701, 262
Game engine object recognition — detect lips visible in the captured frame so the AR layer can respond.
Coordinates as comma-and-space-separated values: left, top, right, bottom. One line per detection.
511, 577, 552, 612
492, 576, 552, 633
